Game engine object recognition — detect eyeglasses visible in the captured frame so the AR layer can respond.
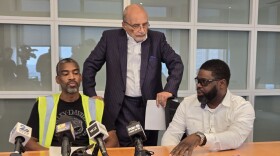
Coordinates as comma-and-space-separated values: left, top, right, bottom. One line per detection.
194, 77, 220, 87
124, 21, 150, 30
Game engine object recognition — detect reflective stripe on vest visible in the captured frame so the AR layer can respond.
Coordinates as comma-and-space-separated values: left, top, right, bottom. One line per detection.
38, 94, 104, 147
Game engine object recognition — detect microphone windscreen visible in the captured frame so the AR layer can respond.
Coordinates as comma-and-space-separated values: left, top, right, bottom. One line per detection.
56, 121, 75, 142
86, 120, 109, 141
126, 121, 147, 141
9, 122, 32, 146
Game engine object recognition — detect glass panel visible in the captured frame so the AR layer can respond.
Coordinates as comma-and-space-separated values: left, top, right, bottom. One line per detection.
131, 0, 190, 22
198, 0, 250, 24
0, 24, 51, 91
256, 32, 280, 89
0, 99, 35, 152
152, 29, 189, 90
254, 96, 280, 141
196, 30, 248, 89
258, 0, 280, 25
58, 0, 123, 19
0, 0, 50, 17
59, 26, 114, 91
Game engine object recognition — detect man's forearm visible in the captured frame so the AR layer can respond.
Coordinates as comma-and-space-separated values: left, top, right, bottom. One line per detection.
25, 137, 48, 151
105, 130, 119, 147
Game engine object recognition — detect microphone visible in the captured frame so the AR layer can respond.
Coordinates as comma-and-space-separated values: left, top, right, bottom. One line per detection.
56, 116, 75, 156
86, 120, 109, 156
126, 121, 147, 156
9, 122, 32, 156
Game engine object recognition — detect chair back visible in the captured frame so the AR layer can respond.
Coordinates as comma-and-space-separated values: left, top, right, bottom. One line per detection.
165, 97, 184, 128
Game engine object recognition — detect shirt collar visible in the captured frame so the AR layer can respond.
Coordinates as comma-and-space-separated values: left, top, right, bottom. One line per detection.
220, 89, 231, 107
194, 89, 231, 108
126, 32, 147, 44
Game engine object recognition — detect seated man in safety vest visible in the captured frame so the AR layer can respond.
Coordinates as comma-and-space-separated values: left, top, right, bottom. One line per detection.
25, 58, 119, 150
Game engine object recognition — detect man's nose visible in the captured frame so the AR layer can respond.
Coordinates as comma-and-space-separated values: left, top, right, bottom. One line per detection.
196, 82, 203, 88
68, 73, 75, 79
137, 25, 146, 32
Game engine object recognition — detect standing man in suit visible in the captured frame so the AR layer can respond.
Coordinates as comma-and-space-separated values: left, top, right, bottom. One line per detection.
83, 3, 184, 147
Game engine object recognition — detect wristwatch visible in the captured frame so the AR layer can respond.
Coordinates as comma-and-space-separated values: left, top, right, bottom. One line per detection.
195, 131, 206, 146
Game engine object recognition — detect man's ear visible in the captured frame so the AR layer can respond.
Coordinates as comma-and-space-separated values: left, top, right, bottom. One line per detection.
55, 75, 60, 84
219, 79, 227, 88
122, 22, 127, 29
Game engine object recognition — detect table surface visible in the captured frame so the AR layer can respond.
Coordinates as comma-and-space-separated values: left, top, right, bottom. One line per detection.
1, 141, 280, 156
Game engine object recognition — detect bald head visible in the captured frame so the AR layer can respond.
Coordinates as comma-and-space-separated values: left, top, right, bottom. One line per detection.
122, 4, 149, 42
123, 4, 148, 23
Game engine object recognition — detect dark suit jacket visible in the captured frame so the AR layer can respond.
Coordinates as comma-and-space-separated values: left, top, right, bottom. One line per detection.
83, 29, 184, 126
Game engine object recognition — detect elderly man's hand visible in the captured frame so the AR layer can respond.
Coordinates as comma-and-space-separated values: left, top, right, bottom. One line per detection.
170, 133, 201, 156
156, 91, 173, 107
92, 96, 104, 100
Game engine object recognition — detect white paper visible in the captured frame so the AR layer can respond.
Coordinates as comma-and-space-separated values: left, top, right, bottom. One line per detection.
145, 100, 166, 130
49, 146, 91, 156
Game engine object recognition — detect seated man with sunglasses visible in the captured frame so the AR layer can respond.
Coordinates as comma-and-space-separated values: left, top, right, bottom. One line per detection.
161, 59, 255, 156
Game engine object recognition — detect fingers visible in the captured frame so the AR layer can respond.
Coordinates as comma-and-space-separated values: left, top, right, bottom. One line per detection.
156, 97, 167, 107
156, 94, 162, 107
170, 146, 194, 156
92, 96, 104, 100
156, 98, 166, 107
156, 92, 172, 107
170, 144, 190, 156
170, 136, 198, 156
187, 146, 195, 156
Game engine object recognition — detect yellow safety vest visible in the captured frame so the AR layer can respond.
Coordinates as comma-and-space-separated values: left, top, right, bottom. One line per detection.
38, 93, 104, 147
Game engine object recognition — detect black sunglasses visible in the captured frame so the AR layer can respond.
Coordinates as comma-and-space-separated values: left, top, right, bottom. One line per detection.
194, 77, 220, 86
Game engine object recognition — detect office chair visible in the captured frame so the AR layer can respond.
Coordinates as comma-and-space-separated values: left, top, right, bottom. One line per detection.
165, 97, 186, 140
165, 97, 183, 128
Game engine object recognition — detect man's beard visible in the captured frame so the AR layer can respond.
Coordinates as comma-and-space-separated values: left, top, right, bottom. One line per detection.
197, 86, 218, 109
65, 81, 79, 94
67, 87, 78, 94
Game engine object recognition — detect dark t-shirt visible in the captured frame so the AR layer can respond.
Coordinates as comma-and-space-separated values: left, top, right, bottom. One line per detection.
27, 95, 113, 146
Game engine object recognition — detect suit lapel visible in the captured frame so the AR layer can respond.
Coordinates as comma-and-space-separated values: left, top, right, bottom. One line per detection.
140, 38, 150, 88
119, 31, 128, 88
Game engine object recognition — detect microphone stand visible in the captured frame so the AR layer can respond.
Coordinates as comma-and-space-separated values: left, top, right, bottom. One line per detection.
10, 137, 25, 156
10, 152, 22, 156
134, 137, 146, 156
91, 145, 99, 156
61, 136, 71, 156
134, 137, 154, 156
96, 137, 109, 156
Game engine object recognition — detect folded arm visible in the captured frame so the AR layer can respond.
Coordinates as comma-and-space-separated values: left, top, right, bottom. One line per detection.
25, 137, 48, 151
105, 130, 119, 147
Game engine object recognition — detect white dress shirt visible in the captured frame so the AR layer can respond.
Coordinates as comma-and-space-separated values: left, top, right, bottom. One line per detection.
161, 90, 255, 151
125, 33, 146, 97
